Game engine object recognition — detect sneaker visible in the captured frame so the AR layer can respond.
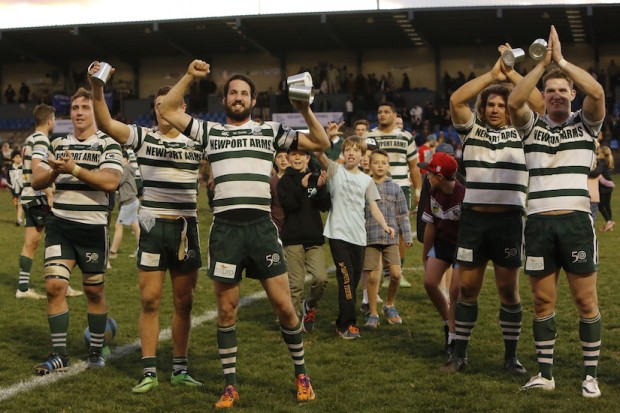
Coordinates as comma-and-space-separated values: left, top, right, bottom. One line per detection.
383, 305, 402, 325
520, 373, 555, 391
296, 373, 316, 401
16, 288, 46, 299
302, 302, 317, 333
439, 356, 467, 373
171, 370, 203, 387
34, 353, 70, 375
376, 294, 384, 304
504, 357, 527, 375
215, 384, 239, 408
582, 375, 601, 398
108, 251, 118, 259
132, 372, 159, 393
66, 286, 83, 297
364, 314, 379, 329
360, 302, 370, 315
399, 275, 411, 288
381, 277, 390, 288
337, 325, 361, 340
87, 352, 105, 369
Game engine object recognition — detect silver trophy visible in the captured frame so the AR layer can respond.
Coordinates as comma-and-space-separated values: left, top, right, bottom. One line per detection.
501, 48, 525, 67
287, 72, 314, 104
88, 61, 113, 86
529, 39, 548, 61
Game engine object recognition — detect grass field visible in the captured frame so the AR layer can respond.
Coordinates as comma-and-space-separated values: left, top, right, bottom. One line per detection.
0, 188, 619, 413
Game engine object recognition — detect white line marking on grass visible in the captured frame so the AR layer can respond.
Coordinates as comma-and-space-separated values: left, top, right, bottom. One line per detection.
0, 290, 267, 402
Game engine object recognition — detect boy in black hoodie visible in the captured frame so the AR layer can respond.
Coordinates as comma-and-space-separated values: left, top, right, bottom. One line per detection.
278, 148, 331, 332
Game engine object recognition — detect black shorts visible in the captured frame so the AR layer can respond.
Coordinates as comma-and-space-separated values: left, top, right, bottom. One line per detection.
524, 211, 597, 276
208, 215, 287, 283
456, 208, 524, 268
44, 215, 108, 273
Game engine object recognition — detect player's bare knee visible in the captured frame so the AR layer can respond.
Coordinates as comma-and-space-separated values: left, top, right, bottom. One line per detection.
141, 296, 161, 313
174, 295, 194, 316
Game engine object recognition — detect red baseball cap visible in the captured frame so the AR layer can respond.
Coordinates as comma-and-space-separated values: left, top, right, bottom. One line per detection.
417, 152, 457, 179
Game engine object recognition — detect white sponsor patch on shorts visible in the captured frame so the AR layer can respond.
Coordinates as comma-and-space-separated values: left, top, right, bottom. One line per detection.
45, 245, 62, 259
525, 256, 545, 271
214, 262, 237, 279
456, 247, 473, 262
140, 252, 161, 267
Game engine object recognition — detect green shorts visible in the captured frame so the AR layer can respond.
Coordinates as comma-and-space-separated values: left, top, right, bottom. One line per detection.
524, 211, 598, 276
208, 215, 287, 283
44, 215, 108, 274
456, 208, 524, 268
24, 204, 50, 228
138, 217, 202, 272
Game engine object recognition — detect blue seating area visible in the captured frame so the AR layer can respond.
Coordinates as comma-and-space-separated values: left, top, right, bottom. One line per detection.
0, 118, 34, 130
131, 112, 227, 127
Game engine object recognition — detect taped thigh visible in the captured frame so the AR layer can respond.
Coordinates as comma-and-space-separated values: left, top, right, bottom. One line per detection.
44, 261, 71, 281
83, 273, 105, 286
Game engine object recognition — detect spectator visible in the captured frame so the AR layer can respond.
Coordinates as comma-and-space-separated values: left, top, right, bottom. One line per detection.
278, 148, 331, 332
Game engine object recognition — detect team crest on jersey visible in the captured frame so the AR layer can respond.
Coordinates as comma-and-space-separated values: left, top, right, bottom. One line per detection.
185, 139, 196, 148
89, 142, 100, 150
252, 125, 263, 135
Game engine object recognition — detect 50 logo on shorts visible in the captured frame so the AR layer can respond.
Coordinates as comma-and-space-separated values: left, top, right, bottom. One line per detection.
265, 253, 281, 268
572, 250, 587, 264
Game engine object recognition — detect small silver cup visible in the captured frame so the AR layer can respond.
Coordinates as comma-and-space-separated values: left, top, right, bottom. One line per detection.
88, 61, 113, 86
288, 84, 315, 104
529, 39, 548, 61
501, 48, 525, 67
286, 72, 313, 87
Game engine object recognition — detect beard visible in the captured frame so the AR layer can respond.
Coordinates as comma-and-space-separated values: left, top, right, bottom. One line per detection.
226, 101, 252, 122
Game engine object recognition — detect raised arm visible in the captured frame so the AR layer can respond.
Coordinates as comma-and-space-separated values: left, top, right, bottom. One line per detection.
291, 100, 330, 152
160, 60, 209, 132
450, 56, 505, 125
500, 46, 546, 116
508, 35, 552, 128
548, 25, 605, 122
88, 62, 132, 144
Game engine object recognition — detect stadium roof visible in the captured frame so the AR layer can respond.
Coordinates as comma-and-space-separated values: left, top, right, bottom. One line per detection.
0, 2, 619, 68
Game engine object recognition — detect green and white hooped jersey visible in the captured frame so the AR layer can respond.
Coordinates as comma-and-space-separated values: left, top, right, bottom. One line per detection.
43, 132, 123, 225
20, 131, 51, 205
126, 147, 142, 182
365, 128, 418, 188
456, 114, 528, 211
127, 125, 207, 217
518, 110, 602, 215
185, 119, 298, 214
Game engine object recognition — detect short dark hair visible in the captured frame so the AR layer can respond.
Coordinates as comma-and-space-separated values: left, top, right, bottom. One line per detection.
71, 87, 92, 103
542, 68, 574, 90
224, 74, 257, 99
156, 86, 171, 98
32, 104, 55, 127
370, 148, 389, 161
378, 102, 397, 113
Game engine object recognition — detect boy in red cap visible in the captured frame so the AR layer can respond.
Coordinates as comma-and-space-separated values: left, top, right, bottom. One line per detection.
418, 152, 465, 355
